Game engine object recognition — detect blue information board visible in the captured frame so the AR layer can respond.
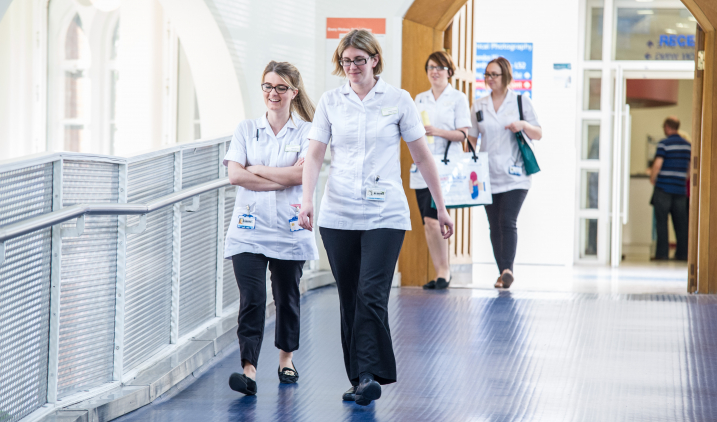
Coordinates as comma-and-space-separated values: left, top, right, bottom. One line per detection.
475, 42, 533, 100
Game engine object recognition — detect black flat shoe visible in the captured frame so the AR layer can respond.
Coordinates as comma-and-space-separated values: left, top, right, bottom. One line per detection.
342, 386, 357, 401
355, 374, 381, 406
229, 373, 257, 395
435, 276, 452, 290
500, 272, 514, 289
422, 279, 436, 289
278, 362, 299, 384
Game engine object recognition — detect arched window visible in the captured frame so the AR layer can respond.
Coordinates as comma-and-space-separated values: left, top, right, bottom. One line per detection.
62, 14, 91, 152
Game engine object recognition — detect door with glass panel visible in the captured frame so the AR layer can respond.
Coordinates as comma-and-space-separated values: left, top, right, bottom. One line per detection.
578, 0, 697, 266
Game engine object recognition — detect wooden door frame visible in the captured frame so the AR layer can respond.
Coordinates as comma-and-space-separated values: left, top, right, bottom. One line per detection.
398, 0, 468, 286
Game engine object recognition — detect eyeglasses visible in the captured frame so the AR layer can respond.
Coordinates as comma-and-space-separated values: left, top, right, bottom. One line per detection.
427, 65, 449, 71
484, 73, 503, 79
339, 56, 374, 67
261, 83, 292, 94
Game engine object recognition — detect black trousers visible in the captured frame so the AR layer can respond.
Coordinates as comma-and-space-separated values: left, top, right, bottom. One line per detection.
231, 253, 304, 368
484, 189, 528, 273
320, 227, 405, 386
652, 188, 689, 260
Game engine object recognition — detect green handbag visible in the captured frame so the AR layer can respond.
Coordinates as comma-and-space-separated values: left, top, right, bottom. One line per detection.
516, 95, 541, 176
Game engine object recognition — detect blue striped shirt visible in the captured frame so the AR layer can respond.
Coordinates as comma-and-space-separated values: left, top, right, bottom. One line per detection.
655, 134, 691, 196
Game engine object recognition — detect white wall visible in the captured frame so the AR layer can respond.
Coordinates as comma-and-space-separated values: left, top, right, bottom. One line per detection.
0, 0, 36, 160
471, 0, 579, 267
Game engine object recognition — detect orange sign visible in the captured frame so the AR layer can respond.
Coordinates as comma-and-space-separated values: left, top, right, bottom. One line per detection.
326, 18, 386, 39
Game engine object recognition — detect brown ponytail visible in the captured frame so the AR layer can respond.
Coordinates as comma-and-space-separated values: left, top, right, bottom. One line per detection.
262, 61, 315, 122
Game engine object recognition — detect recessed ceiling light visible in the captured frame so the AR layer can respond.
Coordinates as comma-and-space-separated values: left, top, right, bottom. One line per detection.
637, 10, 655, 15
688, 16, 697, 22
665, 29, 677, 34
676, 23, 687, 28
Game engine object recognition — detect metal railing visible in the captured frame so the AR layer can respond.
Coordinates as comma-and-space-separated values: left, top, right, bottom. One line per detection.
0, 137, 320, 422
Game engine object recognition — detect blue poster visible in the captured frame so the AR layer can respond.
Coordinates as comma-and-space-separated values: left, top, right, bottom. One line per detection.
475, 42, 533, 100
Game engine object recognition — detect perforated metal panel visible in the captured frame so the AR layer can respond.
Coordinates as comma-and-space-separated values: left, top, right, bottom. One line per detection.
0, 164, 53, 422
223, 186, 239, 311
58, 161, 119, 397
179, 146, 219, 336
123, 155, 175, 372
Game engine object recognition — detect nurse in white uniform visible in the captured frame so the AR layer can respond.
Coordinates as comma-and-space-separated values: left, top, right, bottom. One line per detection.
468, 57, 542, 290
298, 29, 454, 406
411, 51, 472, 290
224, 61, 318, 396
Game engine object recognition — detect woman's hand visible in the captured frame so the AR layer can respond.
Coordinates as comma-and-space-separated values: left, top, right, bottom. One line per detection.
298, 201, 314, 231
505, 120, 527, 133
294, 158, 305, 167
424, 125, 438, 137
246, 165, 265, 177
437, 208, 454, 239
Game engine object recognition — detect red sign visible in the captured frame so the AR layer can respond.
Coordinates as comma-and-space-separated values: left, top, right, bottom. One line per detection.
326, 18, 386, 39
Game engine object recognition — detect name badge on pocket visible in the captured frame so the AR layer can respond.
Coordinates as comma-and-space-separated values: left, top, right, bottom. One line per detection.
381, 106, 398, 116
237, 214, 256, 230
367, 188, 387, 201
289, 216, 303, 232
410, 163, 418, 173
285, 144, 300, 153
509, 165, 523, 176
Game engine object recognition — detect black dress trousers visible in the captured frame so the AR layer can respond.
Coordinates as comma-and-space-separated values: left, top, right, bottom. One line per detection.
231, 253, 305, 368
319, 227, 406, 386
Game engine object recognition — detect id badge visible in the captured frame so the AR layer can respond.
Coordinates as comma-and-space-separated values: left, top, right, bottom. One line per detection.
289, 216, 303, 232
285, 144, 300, 153
237, 214, 256, 230
509, 165, 523, 176
410, 163, 418, 173
366, 188, 387, 201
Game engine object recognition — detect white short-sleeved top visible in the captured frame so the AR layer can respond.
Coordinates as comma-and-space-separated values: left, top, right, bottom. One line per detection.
411, 84, 472, 189
223, 114, 319, 261
308, 76, 426, 231
468, 90, 541, 193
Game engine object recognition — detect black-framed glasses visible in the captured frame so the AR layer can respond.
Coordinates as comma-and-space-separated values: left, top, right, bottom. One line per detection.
484, 72, 503, 79
427, 65, 449, 71
261, 83, 292, 94
339, 55, 374, 67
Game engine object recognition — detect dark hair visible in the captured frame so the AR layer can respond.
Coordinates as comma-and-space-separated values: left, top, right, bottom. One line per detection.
664, 116, 680, 131
425, 51, 455, 78
486, 57, 513, 89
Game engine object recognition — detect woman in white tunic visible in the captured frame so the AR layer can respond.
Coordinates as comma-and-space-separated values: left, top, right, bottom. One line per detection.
298, 29, 454, 406
411, 51, 472, 290
224, 61, 318, 396
468, 57, 542, 289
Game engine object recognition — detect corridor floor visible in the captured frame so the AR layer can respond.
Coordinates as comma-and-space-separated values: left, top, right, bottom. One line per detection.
116, 285, 717, 422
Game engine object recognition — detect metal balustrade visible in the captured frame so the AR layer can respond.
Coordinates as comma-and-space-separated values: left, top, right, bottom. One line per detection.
0, 137, 325, 422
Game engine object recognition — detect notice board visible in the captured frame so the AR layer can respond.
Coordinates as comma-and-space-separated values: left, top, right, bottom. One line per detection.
475, 42, 533, 100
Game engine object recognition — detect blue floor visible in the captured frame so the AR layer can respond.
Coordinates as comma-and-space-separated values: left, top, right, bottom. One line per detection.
116, 286, 717, 422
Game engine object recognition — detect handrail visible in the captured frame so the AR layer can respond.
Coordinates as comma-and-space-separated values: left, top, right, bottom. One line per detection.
0, 177, 231, 265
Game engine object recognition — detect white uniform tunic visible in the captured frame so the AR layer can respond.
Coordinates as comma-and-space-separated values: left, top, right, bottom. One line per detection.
308, 77, 426, 231
468, 90, 541, 194
223, 114, 319, 261
410, 84, 472, 189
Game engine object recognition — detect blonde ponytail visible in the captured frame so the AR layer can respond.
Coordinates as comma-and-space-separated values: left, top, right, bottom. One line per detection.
262, 61, 315, 122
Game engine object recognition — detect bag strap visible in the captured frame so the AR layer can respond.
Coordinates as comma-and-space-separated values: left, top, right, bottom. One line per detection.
518, 94, 524, 121
441, 130, 477, 164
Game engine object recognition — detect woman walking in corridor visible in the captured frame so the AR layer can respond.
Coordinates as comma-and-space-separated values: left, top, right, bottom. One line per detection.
223, 61, 318, 396
297, 29, 454, 406
468, 57, 542, 289
411, 51, 472, 290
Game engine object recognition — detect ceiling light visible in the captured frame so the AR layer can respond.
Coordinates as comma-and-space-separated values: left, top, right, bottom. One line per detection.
688, 16, 697, 22
665, 29, 677, 34
676, 23, 687, 28
637, 10, 655, 15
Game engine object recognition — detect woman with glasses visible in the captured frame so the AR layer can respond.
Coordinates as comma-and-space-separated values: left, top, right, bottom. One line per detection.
411, 51, 471, 290
468, 57, 542, 289
298, 29, 454, 406
224, 61, 318, 396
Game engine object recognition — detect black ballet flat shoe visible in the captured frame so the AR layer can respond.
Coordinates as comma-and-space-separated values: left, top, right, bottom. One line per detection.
435, 276, 452, 290
229, 372, 257, 395
278, 362, 299, 384
355, 374, 381, 406
422, 279, 436, 289
500, 272, 515, 289
342, 386, 357, 401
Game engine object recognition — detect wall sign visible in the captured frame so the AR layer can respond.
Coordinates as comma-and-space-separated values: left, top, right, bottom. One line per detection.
475, 42, 533, 100
325, 18, 386, 91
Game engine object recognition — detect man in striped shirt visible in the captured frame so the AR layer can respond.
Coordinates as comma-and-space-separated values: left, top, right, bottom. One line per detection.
650, 116, 691, 261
